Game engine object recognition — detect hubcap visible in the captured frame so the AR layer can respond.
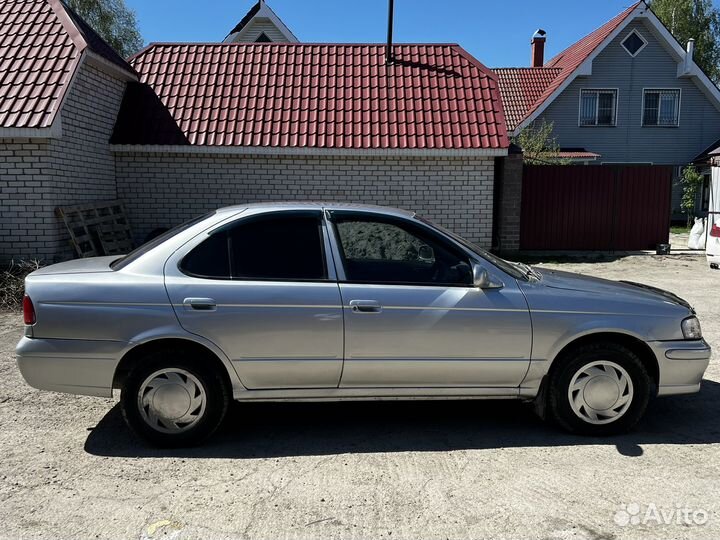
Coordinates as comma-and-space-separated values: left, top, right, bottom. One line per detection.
568, 361, 634, 425
137, 368, 207, 433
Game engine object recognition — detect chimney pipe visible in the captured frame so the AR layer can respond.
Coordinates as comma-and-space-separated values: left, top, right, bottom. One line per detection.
685, 38, 695, 72
531, 29, 547, 68
386, 0, 395, 65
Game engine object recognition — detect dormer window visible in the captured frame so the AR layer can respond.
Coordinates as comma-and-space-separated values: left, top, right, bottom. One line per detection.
621, 30, 647, 57
255, 32, 272, 43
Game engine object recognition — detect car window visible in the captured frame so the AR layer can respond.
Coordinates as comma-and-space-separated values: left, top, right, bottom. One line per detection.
180, 213, 327, 281
181, 231, 231, 278
332, 216, 472, 286
111, 211, 215, 271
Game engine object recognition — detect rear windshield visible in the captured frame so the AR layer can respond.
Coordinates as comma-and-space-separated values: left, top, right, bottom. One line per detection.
110, 212, 215, 271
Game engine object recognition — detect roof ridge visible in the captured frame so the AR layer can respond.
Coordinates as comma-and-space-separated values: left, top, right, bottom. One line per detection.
138, 41, 464, 47
46, 0, 87, 52
545, 1, 643, 68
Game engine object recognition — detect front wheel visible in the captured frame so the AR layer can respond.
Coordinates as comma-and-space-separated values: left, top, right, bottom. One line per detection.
120, 349, 230, 447
547, 343, 652, 436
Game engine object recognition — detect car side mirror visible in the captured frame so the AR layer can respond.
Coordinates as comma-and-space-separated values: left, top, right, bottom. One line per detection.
418, 245, 435, 262
472, 263, 504, 290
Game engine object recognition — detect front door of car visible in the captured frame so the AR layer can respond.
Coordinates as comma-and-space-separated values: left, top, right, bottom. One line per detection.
164, 210, 344, 390
327, 211, 532, 388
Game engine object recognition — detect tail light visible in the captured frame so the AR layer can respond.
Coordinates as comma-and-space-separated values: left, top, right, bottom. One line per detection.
23, 295, 36, 325
711, 224, 720, 238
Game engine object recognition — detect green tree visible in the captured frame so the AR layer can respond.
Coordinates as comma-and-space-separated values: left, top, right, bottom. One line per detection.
65, 0, 143, 59
680, 165, 704, 226
513, 120, 569, 164
650, 0, 720, 83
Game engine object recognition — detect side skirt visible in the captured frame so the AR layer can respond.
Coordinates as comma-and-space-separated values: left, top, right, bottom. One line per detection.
233, 387, 522, 402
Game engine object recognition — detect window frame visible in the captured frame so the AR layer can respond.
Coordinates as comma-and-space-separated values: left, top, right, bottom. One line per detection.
178, 210, 333, 283
620, 29, 648, 57
578, 88, 619, 127
326, 210, 475, 288
641, 88, 681, 127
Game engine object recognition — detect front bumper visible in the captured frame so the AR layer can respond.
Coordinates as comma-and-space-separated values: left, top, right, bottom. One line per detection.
648, 339, 712, 396
16, 336, 126, 398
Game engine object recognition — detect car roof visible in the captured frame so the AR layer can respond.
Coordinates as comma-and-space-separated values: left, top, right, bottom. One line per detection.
216, 201, 416, 218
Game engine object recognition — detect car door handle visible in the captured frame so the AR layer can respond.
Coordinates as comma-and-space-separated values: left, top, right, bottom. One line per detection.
349, 300, 382, 313
183, 297, 217, 311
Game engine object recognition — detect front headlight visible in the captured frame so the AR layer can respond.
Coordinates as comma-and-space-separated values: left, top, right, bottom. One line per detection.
681, 316, 703, 339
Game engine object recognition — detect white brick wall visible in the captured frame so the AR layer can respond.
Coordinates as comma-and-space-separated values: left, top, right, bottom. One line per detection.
0, 62, 126, 263
115, 153, 496, 247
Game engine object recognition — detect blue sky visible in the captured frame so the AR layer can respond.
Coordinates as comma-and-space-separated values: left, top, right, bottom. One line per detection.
124, 1, 676, 66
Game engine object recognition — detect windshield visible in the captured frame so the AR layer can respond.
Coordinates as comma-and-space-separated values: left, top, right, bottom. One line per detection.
110, 212, 215, 271
414, 215, 527, 280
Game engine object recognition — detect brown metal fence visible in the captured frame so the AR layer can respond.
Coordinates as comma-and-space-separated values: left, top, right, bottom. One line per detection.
520, 165, 672, 251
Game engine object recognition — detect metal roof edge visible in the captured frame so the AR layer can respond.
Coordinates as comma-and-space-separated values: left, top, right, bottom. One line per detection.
109, 145, 509, 157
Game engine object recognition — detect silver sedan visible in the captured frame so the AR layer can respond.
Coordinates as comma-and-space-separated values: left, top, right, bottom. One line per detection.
16, 203, 711, 446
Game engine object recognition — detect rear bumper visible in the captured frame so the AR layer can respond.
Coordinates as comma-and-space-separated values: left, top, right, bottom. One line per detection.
649, 339, 712, 396
15, 336, 126, 398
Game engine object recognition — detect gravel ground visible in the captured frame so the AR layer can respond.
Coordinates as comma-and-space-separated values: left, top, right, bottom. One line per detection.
0, 254, 718, 540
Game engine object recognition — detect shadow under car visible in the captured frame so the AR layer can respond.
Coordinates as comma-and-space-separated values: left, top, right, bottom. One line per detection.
84, 379, 720, 459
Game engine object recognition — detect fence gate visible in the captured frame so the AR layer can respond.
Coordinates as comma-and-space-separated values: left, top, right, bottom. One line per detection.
520, 165, 672, 251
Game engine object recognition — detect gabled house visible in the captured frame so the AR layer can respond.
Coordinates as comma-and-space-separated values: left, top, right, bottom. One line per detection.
0, 0, 137, 260
495, 1, 720, 216
224, 0, 298, 43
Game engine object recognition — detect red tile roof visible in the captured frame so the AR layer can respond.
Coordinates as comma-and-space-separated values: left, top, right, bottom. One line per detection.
113, 43, 509, 150
494, 68, 561, 131
495, 1, 642, 132
0, 0, 135, 130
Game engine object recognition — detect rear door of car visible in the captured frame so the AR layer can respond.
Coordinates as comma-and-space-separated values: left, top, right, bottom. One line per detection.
164, 210, 344, 390
326, 210, 532, 388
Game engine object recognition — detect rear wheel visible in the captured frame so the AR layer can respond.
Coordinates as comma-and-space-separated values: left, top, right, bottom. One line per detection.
120, 349, 229, 446
547, 343, 651, 435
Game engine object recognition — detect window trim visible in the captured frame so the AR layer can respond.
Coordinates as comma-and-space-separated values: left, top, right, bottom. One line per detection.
178, 210, 333, 283
578, 88, 619, 127
620, 29, 648, 57
641, 88, 681, 127
326, 210, 475, 288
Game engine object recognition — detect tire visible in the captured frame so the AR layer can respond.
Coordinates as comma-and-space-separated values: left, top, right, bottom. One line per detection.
120, 348, 230, 447
547, 342, 652, 436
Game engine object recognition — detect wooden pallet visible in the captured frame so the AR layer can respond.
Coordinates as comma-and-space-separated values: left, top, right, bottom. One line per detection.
56, 200, 134, 258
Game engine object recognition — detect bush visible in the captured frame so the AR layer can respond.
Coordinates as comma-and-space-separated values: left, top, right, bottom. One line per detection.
0, 260, 42, 311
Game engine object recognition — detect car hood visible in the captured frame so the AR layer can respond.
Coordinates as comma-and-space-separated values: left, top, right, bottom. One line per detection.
534, 268, 692, 310
29, 256, 118, 276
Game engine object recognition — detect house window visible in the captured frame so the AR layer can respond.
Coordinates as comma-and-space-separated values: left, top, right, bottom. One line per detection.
255, 32, 272, 43
579, 89, 617, 126
643, 89, 680, 126
621, 30, 647, 56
